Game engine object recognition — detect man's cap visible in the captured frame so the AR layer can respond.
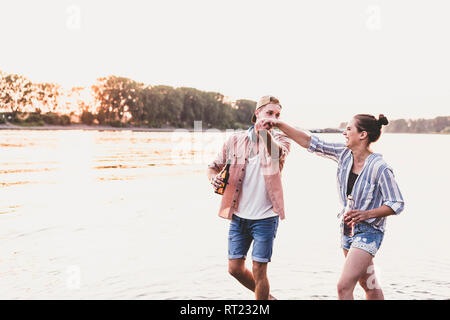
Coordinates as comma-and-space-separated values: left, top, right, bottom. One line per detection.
251, 95, 282, 123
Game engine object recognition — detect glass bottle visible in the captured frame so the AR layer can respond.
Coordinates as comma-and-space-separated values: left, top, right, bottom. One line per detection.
215, 163, 230, 195
343, 195, 355, 237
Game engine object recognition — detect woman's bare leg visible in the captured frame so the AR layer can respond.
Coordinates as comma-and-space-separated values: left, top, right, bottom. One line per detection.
341, 249, 384, 299
338, 248, 374, 299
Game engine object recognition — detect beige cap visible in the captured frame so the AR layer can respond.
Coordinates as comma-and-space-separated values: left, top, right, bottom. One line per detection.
252, 95, 282, 123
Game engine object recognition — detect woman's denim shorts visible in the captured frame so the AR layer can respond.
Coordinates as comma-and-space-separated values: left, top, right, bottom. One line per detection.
341, 222, 384, 257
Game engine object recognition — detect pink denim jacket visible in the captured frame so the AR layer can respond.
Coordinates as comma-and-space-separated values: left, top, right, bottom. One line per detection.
208, 128, 290, 220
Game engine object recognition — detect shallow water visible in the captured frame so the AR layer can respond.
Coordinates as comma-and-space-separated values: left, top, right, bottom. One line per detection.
0, 130, 449, 299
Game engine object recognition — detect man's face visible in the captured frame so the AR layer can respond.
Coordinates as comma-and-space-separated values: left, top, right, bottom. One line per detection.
255, 103, 281, 123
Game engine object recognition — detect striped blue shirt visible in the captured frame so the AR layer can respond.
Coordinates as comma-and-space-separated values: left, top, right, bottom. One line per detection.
308, 135, 405, 233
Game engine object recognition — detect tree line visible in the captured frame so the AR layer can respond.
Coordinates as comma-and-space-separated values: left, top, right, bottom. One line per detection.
2, 70, 448, 133
383, 116, 450, 134
339, 116, 450, 134
0, 70, 256, 129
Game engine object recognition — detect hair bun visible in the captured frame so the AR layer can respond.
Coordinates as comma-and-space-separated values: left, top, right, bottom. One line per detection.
378, 114, 389, 126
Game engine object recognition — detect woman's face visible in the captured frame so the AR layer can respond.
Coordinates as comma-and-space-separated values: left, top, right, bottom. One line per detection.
343, 118, 363, 148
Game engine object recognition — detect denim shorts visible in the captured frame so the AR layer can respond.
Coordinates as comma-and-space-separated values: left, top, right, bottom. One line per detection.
228, 214, 279, 263
341, 222, 384, 257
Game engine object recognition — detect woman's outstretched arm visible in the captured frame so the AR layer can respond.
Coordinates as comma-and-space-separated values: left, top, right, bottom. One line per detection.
262, 118, 346, 163
262, 119, 311, 149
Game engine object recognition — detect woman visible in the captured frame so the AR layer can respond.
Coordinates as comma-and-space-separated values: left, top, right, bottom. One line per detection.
262, 114, 405, 300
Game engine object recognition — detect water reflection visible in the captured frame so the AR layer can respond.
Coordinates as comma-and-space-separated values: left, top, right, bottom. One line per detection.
2, 130, 448, 299
0, 130, 219, 188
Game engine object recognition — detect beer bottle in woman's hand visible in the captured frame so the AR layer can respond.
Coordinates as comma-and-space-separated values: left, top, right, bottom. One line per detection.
343, 195, 355, 237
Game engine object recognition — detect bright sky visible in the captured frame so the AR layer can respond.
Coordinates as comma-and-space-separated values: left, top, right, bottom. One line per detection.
1, 0, 449, 128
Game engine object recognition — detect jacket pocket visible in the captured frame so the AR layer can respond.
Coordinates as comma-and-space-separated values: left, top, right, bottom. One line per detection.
358, 183, 376, 210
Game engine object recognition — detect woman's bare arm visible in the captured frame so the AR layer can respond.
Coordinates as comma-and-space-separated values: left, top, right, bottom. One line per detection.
263, 119, 312, 149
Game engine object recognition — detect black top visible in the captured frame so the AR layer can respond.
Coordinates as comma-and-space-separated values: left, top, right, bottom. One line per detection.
347, 171, 359, 196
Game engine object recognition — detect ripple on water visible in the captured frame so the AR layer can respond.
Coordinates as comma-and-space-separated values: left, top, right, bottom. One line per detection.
310, 295, 331, 299
1, 181, 37, 188
413, 290, 431, 294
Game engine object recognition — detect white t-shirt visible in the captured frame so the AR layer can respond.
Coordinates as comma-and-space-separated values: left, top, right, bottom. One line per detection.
234, 155, 278, 220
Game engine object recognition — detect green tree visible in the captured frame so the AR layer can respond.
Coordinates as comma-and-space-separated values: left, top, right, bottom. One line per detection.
433, 116, 450, 132
140, 85, 165, 127
233, 99, 256, 125
35, 82, 61, 113
202, 92, 222, 128
128, 84, 149, 125
0, 72, 33, 116
384, 119, 409, 133
92, 76, 141, 123
179, 87, 207, 126
153, 85, 183, 127
80, 109, 95, 125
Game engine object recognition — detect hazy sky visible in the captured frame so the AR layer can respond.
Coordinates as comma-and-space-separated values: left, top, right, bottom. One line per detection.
1, 0, 449, 127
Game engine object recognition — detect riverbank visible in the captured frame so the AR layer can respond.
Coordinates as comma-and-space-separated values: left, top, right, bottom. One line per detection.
1, 122, 448, 134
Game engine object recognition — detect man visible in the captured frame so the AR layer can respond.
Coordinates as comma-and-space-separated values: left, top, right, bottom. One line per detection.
207, 95, 290, 300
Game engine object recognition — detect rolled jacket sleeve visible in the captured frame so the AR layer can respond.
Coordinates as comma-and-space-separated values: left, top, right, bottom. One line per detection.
273, 130, 290, 171
307, 135, 346, 163
208, 138, 229, 173
378, 167, 405, 215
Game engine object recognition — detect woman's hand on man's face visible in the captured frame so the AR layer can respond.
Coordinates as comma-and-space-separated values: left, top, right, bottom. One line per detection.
260, 118, 280, 130
255, 118, 274, 132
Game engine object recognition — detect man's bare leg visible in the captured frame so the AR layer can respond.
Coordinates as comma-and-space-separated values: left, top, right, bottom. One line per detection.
252, 261, 270, 300
228, 258, 255, 291
228, 259, 276, 300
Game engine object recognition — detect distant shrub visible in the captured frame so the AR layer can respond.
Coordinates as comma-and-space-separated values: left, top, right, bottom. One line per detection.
107, 120, 128, 128
60, 115, 71, 126
80, 110, 95, 125
23, 112, 43, 123
16, 120, 45, 127
96, 110, 106, 125
42, 112, 71, 125
42, 112, 60, 125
